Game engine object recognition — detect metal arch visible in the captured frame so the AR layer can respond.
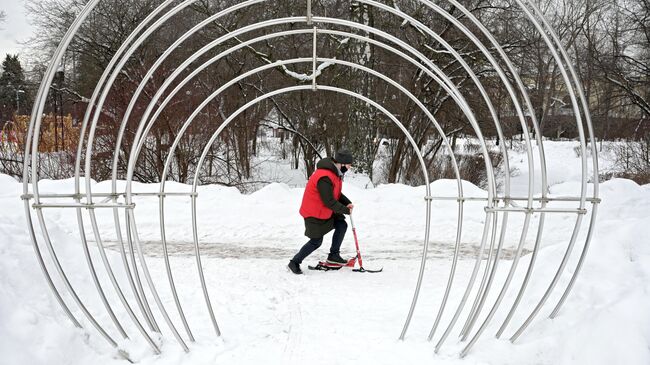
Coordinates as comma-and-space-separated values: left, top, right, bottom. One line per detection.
135, 25, 474, 343
503, 1, 591, 344
432, 0, 598, 346
420, 0, 542, 341
439, 0, 550, 339
349, 1, 529, 349
78, 1, 267, 349
189, 87, 433, 332
21, 0, 131, 358
64, 0, 182, 354
57, 0, 506, 349
81, 0, 218, 346
391, 3, 609, 348
120, 16, 487, 342
146, 54, 461, 342
406, 0, 544, 343
124, 15, 506, 344
84, 0, 258, 351
525, 0, 600, 320
100, 6, 498, 343
111, 8, 503, 345
72, 0, 183, 340
504, 0, 597, 343
459, 0, 595, 353
24, 0, 186, 355
131, 20, 477, 343
402, 0, 595, 354
20, 0, 601, 359
435, 0, 584, 347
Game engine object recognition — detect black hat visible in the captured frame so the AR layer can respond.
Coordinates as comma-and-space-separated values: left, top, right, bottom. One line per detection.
334, 149, 354, 164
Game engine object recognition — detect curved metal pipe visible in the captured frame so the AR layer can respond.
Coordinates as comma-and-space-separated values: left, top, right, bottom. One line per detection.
89, 1, 497, 345
505, 0, 590, 343
126, 209, 190, 352
495, 209, 546, 338
352, 1, 519, 348
550, 203, 598, 318
457, 0, 592, 352
21, 203, 82, 329
531, 0, 600, 319
507, 215, 584, 342
338, 2, 505, 343
85, 207, 163, 353
429, 0, 548, 341
433, 210, 493, 351
407, 2, 536, 341
84, 0, 235, 347
459, 210, 503, 338
22, 0, 598, 357
79, 0, 207, 339
120, 17, 476, 341
156, 195, 194, 340
190, 85, 433, 318
110, 9, 493, 342
71, 0, 180, 337
135, 21, 474, 343
33, 209, 120, 348
22, 0, 131, 356
151, 54, 467, 339
72, 210, 130, 339
458, 212, 533, 355
433, 0, 551, 342
78, 0, 266, 344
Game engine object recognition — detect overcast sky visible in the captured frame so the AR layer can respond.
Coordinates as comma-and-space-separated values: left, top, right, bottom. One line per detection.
0, 0, 35, 62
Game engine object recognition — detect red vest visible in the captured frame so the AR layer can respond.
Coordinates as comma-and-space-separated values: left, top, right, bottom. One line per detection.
299, 168, 342, 219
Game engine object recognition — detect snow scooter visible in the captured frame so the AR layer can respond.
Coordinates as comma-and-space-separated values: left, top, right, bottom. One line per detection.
308, 214, 382, 273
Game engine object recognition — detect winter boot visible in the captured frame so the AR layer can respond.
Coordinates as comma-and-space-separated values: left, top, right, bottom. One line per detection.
327, 252, 347, 265
288, 260, 303, 275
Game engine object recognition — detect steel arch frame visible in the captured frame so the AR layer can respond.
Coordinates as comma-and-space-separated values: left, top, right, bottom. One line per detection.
21, 0, 599, 359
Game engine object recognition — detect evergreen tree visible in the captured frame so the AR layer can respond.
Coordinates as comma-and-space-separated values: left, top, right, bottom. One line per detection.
0, 54, 27, 121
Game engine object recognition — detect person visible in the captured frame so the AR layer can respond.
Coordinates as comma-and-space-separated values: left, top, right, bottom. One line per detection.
288, 150, 355, 274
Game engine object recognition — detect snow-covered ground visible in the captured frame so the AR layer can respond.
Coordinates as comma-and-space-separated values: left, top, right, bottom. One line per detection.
0, 140, 649, 364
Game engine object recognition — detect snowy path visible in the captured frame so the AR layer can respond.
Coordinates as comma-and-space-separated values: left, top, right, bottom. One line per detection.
144, 255, 474, 365
103, 240, 528, 260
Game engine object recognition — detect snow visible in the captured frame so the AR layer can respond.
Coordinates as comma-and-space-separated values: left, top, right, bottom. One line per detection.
281, 61, 335, 82
0, 141, 649, 364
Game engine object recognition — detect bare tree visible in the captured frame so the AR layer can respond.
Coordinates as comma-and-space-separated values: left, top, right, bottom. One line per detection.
17, 0, 650, 187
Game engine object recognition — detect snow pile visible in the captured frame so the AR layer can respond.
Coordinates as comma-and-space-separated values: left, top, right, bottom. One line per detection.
0, 141, 649, 364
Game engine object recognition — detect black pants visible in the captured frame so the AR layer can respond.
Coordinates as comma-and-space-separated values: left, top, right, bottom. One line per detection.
292, 219, 347, 264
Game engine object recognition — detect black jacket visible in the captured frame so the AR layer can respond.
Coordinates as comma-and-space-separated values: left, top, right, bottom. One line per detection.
303, 158, 352, 238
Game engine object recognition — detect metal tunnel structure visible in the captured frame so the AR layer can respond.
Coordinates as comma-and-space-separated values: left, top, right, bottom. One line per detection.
21, 0, 600, 360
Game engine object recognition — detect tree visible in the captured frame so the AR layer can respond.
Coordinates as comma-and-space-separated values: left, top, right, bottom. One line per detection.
601, 0, 650, 130
0, 55, 28, 121
590, 0, 650, 183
